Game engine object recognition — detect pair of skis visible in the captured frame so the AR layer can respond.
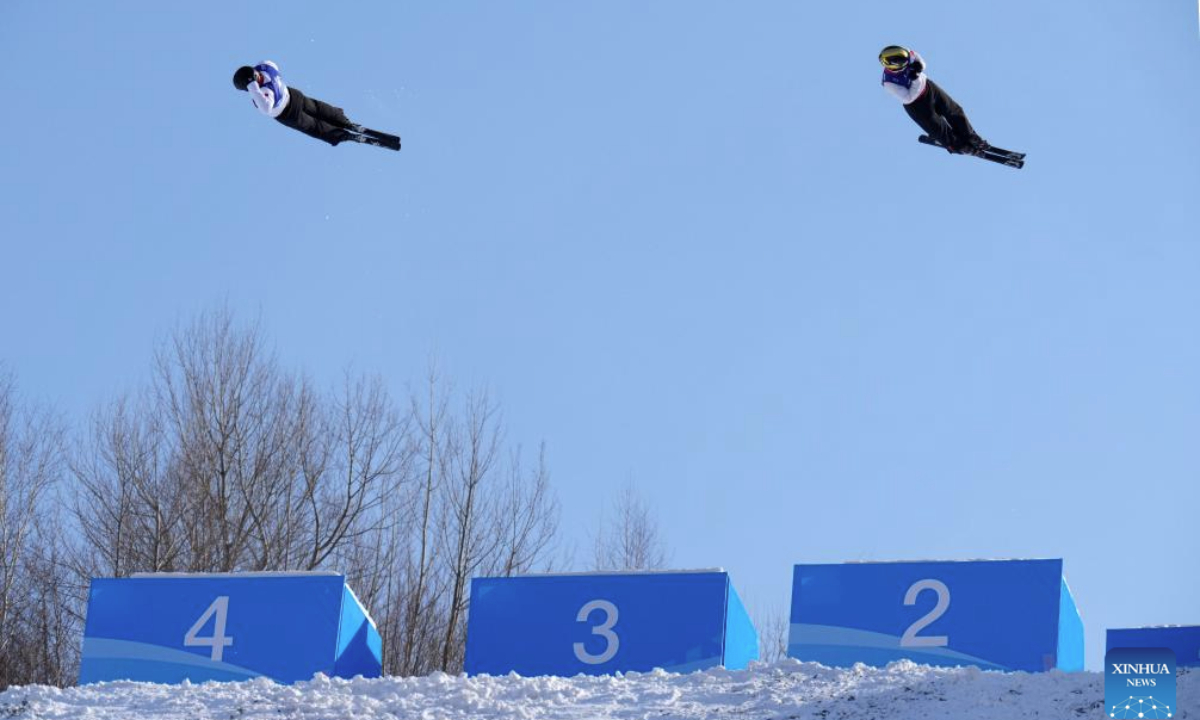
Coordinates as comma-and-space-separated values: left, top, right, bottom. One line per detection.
917, 135, 1024, 169
346, 125, 401, 151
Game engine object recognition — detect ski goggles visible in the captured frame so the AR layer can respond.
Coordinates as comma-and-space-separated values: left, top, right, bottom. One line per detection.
879, 52, 909, 71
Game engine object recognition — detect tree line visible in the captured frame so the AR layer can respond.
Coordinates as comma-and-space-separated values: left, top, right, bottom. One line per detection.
0, 308, 671, 689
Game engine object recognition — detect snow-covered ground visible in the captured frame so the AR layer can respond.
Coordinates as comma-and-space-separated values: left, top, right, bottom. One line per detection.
1, 660, 1194, 719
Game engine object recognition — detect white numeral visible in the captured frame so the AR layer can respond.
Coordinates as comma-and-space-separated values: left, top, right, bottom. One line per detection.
184, 596, 234, 661
900, 579, 950, 648
573, 599, 619, 664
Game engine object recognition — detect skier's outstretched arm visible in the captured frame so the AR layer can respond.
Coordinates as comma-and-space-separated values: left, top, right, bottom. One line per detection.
248, 82, 276, 116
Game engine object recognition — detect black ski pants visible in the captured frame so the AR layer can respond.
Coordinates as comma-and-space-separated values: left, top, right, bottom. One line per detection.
275, 87, 356, 146
904, 80, 981, 150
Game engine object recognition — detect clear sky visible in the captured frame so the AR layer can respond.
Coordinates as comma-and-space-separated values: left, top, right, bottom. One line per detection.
1, 1, 1197, 671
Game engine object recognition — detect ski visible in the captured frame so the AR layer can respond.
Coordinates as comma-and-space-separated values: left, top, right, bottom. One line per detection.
917, 135, 1024, 169
346, 125, 401, 151
360, 127, 401, 150
347, 133, 400, 151
917, 134, 1024, 159
976, 149, 1024, 169
982, 146, 1024, 161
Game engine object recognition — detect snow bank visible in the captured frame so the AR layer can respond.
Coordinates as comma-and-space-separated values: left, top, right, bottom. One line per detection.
1, 660, 1195, 719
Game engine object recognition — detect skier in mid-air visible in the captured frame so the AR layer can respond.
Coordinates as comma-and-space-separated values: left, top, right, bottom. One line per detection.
232, 61, 400, 151
878, 45, 1023, 167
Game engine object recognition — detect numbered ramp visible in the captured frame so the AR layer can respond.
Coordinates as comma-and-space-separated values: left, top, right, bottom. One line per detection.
1108, 626, 1200, 668
79, 572, 382, 684
788, 559, 1083, 672
464, 569, 757, 677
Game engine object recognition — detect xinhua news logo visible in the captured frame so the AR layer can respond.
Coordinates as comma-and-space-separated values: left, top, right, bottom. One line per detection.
1105, 647, 1176, 719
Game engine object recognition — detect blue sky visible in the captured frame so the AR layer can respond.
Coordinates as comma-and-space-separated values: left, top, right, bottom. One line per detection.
2, 1, 1197, 671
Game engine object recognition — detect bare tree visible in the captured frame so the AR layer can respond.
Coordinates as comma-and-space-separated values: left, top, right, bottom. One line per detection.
295, 372, 411, 571
71, 309, 418, 582
152, 308, 298, 572
71, 393, 180, 577
437, 390, 502, 671
490, 443, 560, 577
591, 480, 669, 571
751, 604, 790, 664
21, 510, 81, 687
393, 365, 450, 676
0, 371, 70, 689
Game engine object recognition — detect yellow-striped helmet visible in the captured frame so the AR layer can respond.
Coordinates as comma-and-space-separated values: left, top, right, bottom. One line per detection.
879, 45, 911, 72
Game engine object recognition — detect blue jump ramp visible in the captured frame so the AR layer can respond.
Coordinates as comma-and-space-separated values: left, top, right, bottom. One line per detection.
1107, 626, 1200, 668
788, 558, 1083, 672
79, 572, 381, 684
464, 569, 758, 676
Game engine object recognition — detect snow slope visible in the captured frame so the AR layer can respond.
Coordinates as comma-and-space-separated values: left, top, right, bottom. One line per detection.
1, 660, 1195, 719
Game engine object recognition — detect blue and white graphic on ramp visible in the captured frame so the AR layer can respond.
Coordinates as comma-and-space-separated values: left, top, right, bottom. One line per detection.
79, 572, 381, 685
78, 638, 261, 683
787, 624, 1007, 670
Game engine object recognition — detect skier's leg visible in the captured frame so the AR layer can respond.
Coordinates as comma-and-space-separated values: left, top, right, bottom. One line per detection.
276, 88, 331, 144
306, 93, 401, 148
305, 95, 356, 129
284, 113, 349, 146
277, 89, 353, 146
903, 92, 956, 148
927, 81, 983, 150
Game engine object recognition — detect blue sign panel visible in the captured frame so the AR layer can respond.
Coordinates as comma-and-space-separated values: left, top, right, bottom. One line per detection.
788, 559, 1083, 672
79, 572, 382, 684
1108, 626, 1200, 669
464, 570, 758, 677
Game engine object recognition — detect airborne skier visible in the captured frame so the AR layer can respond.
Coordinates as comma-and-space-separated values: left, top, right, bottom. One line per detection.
232, 61, 400, 151
878, 46, 1023, 168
